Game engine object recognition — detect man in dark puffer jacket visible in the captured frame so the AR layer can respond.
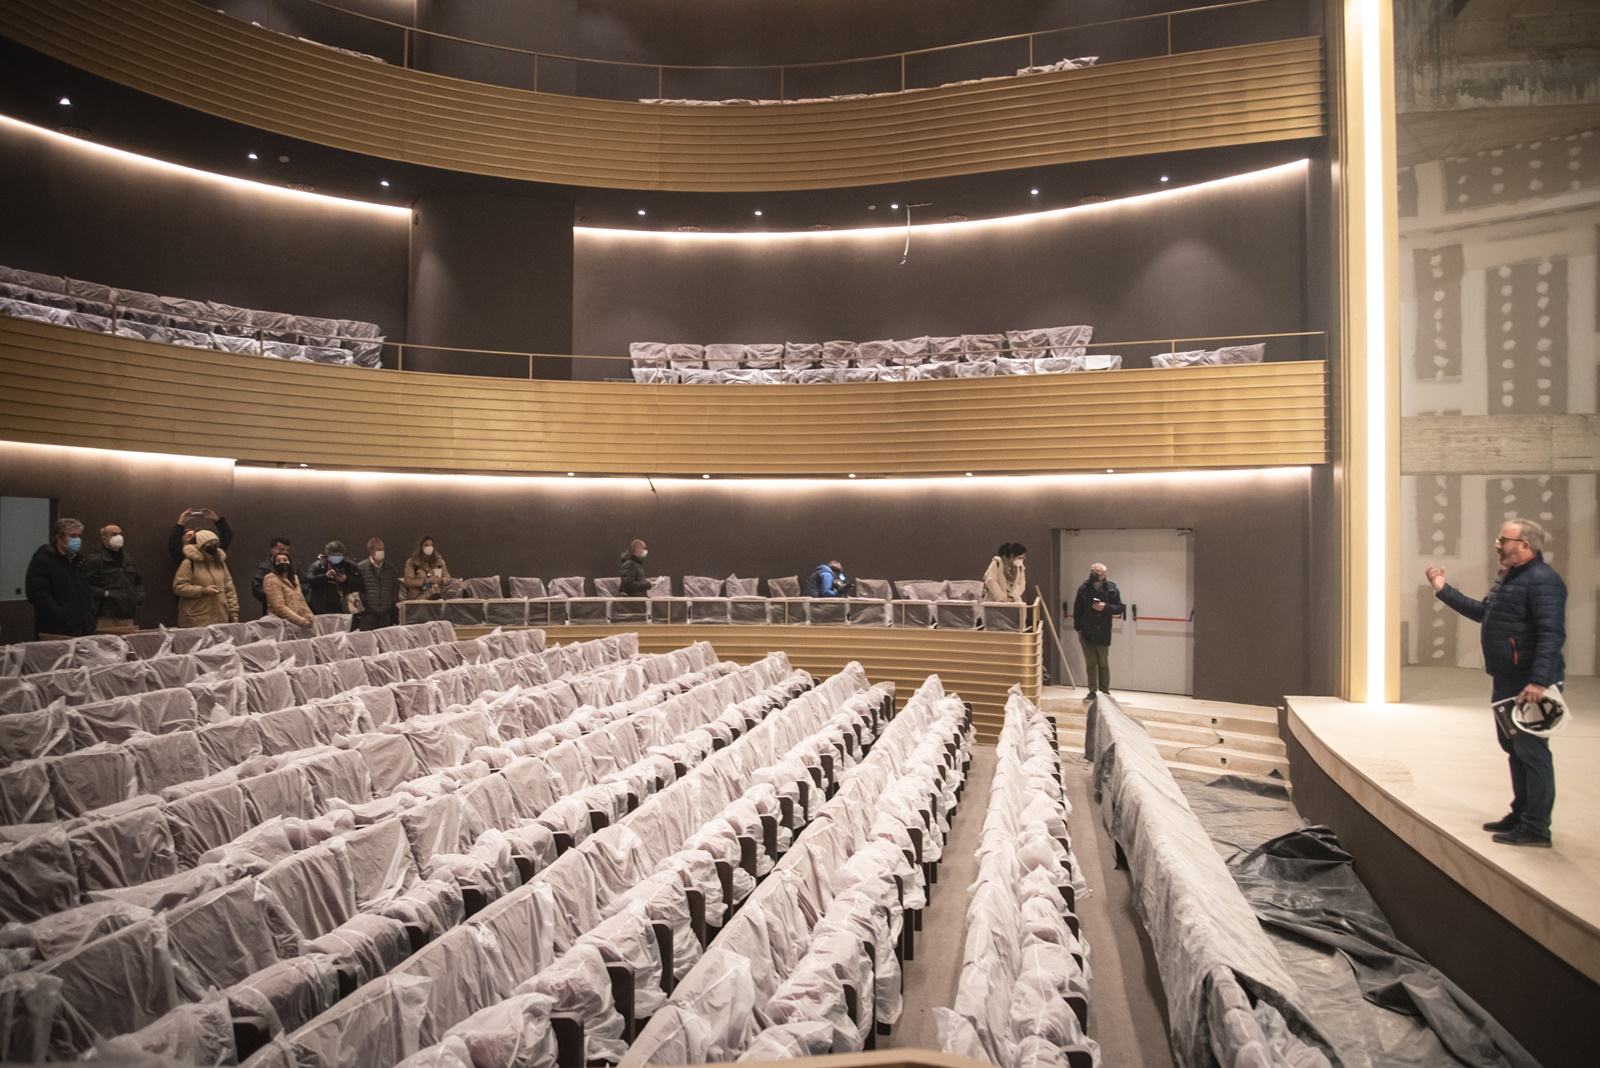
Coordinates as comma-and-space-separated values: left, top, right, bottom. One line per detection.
1428, 516, 1566, 847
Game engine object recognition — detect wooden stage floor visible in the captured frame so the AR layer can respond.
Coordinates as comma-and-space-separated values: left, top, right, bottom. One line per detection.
1287, 667, 1600, 987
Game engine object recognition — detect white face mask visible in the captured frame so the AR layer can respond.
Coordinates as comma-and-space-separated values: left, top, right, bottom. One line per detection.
108, 535, 125, 550
640, 549, 648, 558
422, 545, 434, 557
372, 550, 385, 563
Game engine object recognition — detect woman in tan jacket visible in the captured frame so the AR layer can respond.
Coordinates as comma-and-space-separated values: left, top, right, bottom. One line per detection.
173, 528, 239, 626
401, 535, 452, 601
262, 549, 314, 628
982, 542, 1028, 602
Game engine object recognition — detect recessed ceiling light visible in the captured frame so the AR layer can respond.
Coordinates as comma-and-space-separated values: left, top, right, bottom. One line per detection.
566, 472, 575, 476
965, 471, 974, 477
380, 180, 390, 187
1030, 188, 1040, 195
247, 152, 258, 160
278, 155, 290, 163
753, 210, 763, 216
1106, 468, 1114, 473
867, 205, 877, 211
847, 473, 857, 479
1160, 176, 1170, 182
702, 474, 710, 479
890, 202, 899, 209
58, 96, 70, 106
637, 209, 646, 215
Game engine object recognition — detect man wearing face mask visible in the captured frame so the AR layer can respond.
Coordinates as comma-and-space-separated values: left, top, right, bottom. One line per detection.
173, 528, 239, 627
1072, 562, 1124, 698
84, 523, 145, 631
26, 517, 98, 639
619, 539, 651, 597
306, 540, 363, 616
357, 538, 400, 630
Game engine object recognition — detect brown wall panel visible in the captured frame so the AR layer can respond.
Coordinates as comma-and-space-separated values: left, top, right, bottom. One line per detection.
0, 438, 1315, 708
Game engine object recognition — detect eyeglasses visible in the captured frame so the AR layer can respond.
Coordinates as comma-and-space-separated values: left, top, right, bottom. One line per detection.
1494, 537, 1527, 546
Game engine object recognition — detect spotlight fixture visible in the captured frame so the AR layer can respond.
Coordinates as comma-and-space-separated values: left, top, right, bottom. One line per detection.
890, 202, 899, 209
944, 214, 969, 223
1105, 468, 1114, 473
847, 473, 857, 479
1080, 195, 1107, 204
247, 152, 258, 160
676, 225, 702, 232
58, 96, 70, 106
636, 209, 646, 215
965, 472, 974, 477
1030, 188, 1040, 195
1160, 175, 1170, 182
566, 472, 575, 476
380, 180, 390, 187
808, 223, 832, 231
702, 474, 710, 479
753, 210, 763, 216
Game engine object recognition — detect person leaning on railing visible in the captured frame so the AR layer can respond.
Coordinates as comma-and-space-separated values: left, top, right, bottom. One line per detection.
402, 535, 452, 601
983, 542, 1028, 602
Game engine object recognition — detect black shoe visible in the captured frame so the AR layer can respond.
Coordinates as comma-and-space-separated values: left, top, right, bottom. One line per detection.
1482, 815, 1518, 833
1491, 826, 1552, 848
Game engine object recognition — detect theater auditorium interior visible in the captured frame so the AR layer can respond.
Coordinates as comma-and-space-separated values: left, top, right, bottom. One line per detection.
0, 1, 1596, 1066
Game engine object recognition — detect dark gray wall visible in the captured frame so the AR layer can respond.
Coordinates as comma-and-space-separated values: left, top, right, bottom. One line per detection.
0, 118, 410, 344
408, 191, 576, 377
574, 161, 1315, 377
0, 443, 1316, 707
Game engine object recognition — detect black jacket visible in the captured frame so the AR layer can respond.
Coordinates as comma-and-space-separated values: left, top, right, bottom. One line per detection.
305, 555, 363, 614
252, 556, 276, 607
25, 543, 98, 638
1072, 577, 1124, 646
1437, 554, 1566, 685
619, 551, 649, 597
358, 558, 401, 620
84, 547, 145, 620
167, 516, 233, 564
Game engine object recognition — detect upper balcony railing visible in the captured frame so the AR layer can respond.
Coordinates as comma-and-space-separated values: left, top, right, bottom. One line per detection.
211, 0, 1317, 104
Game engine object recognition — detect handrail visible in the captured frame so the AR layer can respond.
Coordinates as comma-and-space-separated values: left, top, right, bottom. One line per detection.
237, 0, 1302, 100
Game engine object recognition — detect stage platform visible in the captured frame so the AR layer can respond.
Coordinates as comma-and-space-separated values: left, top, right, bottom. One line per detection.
1287, 668, 1600, 1065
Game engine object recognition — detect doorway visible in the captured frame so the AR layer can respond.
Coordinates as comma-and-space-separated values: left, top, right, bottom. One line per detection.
1059, 528, 1194, 695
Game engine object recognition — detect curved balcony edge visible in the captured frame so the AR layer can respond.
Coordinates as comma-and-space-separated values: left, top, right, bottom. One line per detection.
0, 317, 1329, 477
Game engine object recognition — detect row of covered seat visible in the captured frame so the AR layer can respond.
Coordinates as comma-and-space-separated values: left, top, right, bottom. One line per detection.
638, 55, 1098, 106
0, 264, 385, 367
628, 327, 1100, 385
0, 620, 463, 720
0, 638, 816, 1060
226, 662, 889, 1068
421, 576, 992, 601
622, 674, 973, 1065
0, 614, 352, 676
938, 688, 1098, 1068
400, 595, 1030, 631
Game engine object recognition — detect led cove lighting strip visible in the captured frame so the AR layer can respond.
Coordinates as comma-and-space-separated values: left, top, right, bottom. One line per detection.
0, 112, 409, 218
1360, 0, 1389, 704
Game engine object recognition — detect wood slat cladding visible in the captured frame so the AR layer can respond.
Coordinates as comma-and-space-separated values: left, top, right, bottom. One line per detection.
0, 319, 1329, 475
0, 0, 1325, 190
457, 623, 1041, 742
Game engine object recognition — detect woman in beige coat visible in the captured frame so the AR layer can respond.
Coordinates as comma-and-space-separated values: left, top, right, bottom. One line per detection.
401, 535, 452, 601
982, 542, 1028, 602
262, 549, 314, 628
173, 528, 239, 626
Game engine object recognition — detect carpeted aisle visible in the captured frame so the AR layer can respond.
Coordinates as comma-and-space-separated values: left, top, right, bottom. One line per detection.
884, 743, 1178, 1066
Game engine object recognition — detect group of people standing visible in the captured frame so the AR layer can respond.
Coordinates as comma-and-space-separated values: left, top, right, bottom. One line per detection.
23, 508, 459, 639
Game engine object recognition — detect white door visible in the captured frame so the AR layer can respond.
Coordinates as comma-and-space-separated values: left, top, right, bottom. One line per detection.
1060, 528, 1194, 695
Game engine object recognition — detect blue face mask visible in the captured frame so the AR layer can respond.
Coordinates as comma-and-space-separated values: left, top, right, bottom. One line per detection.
329, 555, 344, 565
65, 537, 82, 553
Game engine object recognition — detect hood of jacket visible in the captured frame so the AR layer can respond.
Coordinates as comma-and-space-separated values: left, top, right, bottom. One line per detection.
185, 529, 226, 564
